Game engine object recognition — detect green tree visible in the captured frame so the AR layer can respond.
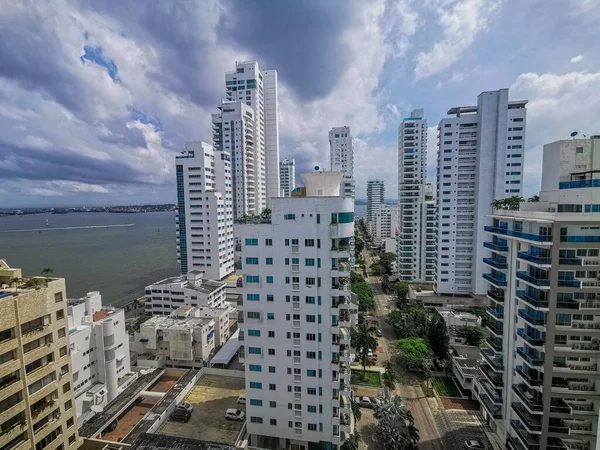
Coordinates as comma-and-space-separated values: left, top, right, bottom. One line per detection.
10, 277, 23, 292
457, 326, 485, 346
370, 263, 384, 276
386, 308, 429, 339
40, 268, 54, 285
351, 282, 374, 311
340, 432, 362, 450
491, 195, 524, 210
427, 312, 450, 362
393, 282, 410, 304
527, 194, 540, 202
351, 400, 362, 422
381, 274, 392, 294
470, 307, 490, 328
393, 338, 433, 375
351, 323, 378, 378
354, 235, 364, 258
382, 361, 397, 391
378, 252, 396, 276
260, 208, 271, 218
373, 397, 419, 450
350, 271, 365, 285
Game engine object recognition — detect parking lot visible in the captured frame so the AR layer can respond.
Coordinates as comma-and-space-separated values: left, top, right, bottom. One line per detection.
159, 374, 246, 445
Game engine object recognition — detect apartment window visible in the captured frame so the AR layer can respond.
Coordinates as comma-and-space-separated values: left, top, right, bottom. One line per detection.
306, 315, 315, 323
56, 310, 65, 320
306, 351, 316, 359
69, 435, 76, 445
247, 294, 260, 301
265, 239, 273, 246
307, 405, 317, 413
250, 399, 263, 406
306, 334, 316, 341
245, 238, 258, 246
267, 295, 274, 302
269, 366, 276, 373
308, 423, 317, 431
248, 330, 260, 337
268, 331, 275, 338
270, 419, 277, 426
306, 278, 315, 286
285, 239, 289, 246
269, 383, 276, 390
306, 296, 315, 304
305, 258, 315, 266
249, 364, 262, 371
249, 382, 262, 389
54, 292, 63, 303
246, 257, 259, 264
60, 346, 67, 357
305, 239, 315, 247
246, 276, 259, 283
267, 313, 274, 320
285, 258, 289, 265
266, 258, 273, 265
316, 214, 320, 224
248, 347, 261, 355
268, 349, 275, 356
284, 214, 296, 220
250, 417, 263, 424
67, 417, 74, 428
307, 370, 316, 377
58, 328, 66, 338
266, 276, 273, 284
247, 312, 260, 319
307, 387, 316, 395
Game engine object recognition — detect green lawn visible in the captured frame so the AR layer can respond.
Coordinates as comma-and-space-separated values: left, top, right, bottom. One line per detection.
351, 370, 382, 387
432, 377, 462, 397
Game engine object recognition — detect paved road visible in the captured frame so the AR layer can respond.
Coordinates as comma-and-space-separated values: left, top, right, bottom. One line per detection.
363, 251, 445, 450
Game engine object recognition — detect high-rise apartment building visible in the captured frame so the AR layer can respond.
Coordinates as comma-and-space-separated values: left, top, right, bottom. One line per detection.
372, 204, 398, 244
280, 158, 296, 197
67, 291, 131, 425
235, 172, 358, 449
0, 263, 81, 450
476, 137, 600, 450
366, 180, 384, 227
213, 61, 280, 213
396, 109, 432, 282
329, 127, 355, 197
435, 89, 527, 295
175, 142, 234, 279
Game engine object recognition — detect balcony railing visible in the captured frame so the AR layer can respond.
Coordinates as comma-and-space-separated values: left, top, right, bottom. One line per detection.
486, 321, 503, 336
516, 329, 544, 347
511, 420, 540, 450
518, 252, 551, 265
516, 347, 544, 366
518, 310, 546, 327
479, 392, 503, 419
484, 241, 508, 252
483, 258, 508, 270
512, 384, 543, 412
483, 273, 507, 287
482, 348, 503, 370
480, 363, 504, 387
557, 279, 581, 288
559, 179, 600, 189
486, 337, 502, 352
516, 272, 550, 287
561, 235, 600, 243
487, 290, 504, 302
488, 308, 504, 320
515, 365, 543, 386
512, 402, 542, 431
516, 291, 548, 308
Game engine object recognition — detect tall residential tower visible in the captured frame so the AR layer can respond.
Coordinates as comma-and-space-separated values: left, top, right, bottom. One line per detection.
279, 158, 296, 197
176, 142, 234, 279
477, 137, 600, 450
435, 89, 527, 295
396, 109, 434, 282
235, 172, 358, 449
366, 180, 385, 226
329, 127, 355, 197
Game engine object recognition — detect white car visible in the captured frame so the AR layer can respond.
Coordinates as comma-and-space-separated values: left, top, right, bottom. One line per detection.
225, 408, 246, 421
355, 396, 379, 408
237, 395, 246, 404
464, 440, 485, 450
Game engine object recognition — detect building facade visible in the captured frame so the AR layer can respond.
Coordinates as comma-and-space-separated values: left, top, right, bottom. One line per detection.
329, 127, 355, 198
0, 269, 81, 450
235, 172, 358, 449
219, 61, 280, 211
144, 272, 227, 316
476, 137, 600, 450
435, 89, 527, 295
175, 142, 234, 279
366, 180, 384, 227
67, 291, 131, 425
396, 109, 432, 282
371, 204, 398, 244
280, 159, 296, 197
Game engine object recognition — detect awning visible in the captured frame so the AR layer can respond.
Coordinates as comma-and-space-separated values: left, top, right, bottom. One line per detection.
207, 329, 215, 338
210, 328, 240, 366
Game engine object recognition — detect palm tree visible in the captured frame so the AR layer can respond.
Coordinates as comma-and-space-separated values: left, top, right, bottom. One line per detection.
340, 431, 362, 450
10, 277, 23, 292
351, 400, 362, 422
40, 268, 53, 281
260, 208, 271, 219
351, 323, 378, 379
382, 361, 397, 391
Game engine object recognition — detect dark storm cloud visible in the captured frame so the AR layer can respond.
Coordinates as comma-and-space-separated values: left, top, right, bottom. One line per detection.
218, 0, 352, 100
0, 140, 161, 186
0, 17, 86, 116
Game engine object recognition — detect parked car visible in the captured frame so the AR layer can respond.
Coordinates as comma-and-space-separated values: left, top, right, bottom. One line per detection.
175, 402, 193, 413
170, 409, 191, 423
464, 440, 485, 450
376, 329, 382, 337
237, 395, 246, 404
354, 397, 379, 408
225, 408, 246, 421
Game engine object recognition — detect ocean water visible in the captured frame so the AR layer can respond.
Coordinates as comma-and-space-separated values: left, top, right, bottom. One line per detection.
0, 212, 179, 306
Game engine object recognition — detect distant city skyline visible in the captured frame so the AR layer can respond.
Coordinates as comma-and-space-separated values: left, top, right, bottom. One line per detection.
1, 1, 598, 207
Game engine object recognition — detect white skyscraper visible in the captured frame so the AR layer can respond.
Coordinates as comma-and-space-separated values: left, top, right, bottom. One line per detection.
366, 180, 384, 227
396, 109, 433, 282
213, 60, 280, 214
176, 141, 234, 279
477, 137, 600, 449
329, 126, 355, 197
372, 204, 398, 244
279, 158, 296, 197
435, 89, 527, 295
235, 171, 358, 449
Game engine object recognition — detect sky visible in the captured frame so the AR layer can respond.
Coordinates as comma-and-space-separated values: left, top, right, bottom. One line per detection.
1, 0, 600, 207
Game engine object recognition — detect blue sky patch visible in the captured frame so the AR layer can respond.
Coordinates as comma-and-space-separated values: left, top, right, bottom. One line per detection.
80, 45, 118, 81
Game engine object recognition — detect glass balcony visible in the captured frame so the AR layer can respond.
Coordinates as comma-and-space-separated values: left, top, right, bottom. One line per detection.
486, 321, 503, 336
516, 272, 550, 287
516, 347, 544, 366
486, 336, 503, 352
483, 273, 507, 287
516, 291, 548, 309
479, 392, 503, 419
482, 348, 504, 370
484, 241, 508, 252
481, 363, 504, 387
483, 257, 508, 270
518, 251, 551, 265
561, 235, 600, 243
516, 328, 545, 347
508, 230, 553, 242
515, 365, 543, 386
558, 257, 582, 265
511, 420, 541, 450
484, 225, 508, 235
559, 179, 600, 189
512, 402, 542, 432
557, 279, 581, 288
487, 290, 504, 303
518, 310, 546, 327
512, 384, 543, 412
488, 308, 504, 320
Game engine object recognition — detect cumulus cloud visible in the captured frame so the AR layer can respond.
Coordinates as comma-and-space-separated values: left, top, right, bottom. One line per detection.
571, 55, 584, 63
511, 71, 600, 195
414, 0, 498, 80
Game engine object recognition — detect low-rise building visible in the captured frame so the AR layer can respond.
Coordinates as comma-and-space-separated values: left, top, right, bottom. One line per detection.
144, 271, 227, 316
131, 308, 218, 369
436, 307, 482, 331
451, 344, 481, 395
67, 291, 132, 425
371, 204, 398, 244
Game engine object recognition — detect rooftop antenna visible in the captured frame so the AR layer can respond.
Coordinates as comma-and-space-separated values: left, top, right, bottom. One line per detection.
570, 131, 578, 139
